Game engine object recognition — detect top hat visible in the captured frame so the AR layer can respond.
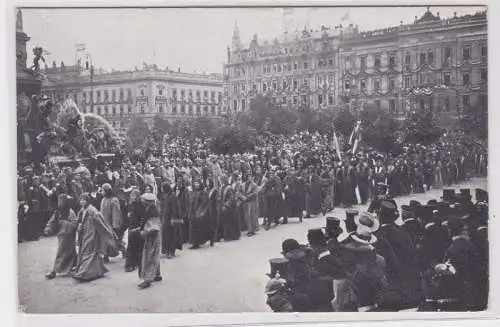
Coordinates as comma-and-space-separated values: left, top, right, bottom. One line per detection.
345, 209, 359, 233
379, 200, 398, 224
307, 228, 326, 246
326, 216, 343, 240
267, 258, 290, 278
442, 189, 456, 202
476, 188, 488, 202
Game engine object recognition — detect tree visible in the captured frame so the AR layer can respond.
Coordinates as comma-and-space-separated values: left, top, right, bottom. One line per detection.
127, 117, 150, 148
240, 95, 298, 136
403, 108, 443, 145
360, 104, 400, 154
191, 117, 217, 138
459, 100, 488, 140
210, 124, 256, 155
334, 107, 356, 137
153, 115, 171, 136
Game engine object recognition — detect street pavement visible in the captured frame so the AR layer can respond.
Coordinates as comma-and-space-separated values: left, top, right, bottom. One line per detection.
17, 178, 486, 313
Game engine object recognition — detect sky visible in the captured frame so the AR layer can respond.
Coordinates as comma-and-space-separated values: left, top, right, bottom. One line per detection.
20, 6, 486, 74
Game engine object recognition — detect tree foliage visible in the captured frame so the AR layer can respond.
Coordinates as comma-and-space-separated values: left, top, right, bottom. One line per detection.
127, 116, 150, 148
334, 108, 356, 137
240, 96, 297, 136
459, 100, 488, 140
403, 108, 443, 145
360, 104, 401, 154
210, 123, 256, 155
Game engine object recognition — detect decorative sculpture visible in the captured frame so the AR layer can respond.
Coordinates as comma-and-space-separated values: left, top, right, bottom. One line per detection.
30, 47, 46, 72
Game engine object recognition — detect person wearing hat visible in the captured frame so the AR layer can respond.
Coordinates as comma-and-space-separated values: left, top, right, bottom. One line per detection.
219, 174, 240, 241
124, 188, 145, 272
265, 277, 294, 312
137, 192, 162, 289
375, 200, 421, 309
43, 194, 79, 280
100, 182, 124, 263
72, 193, 117, 282
262, 169, 284, 229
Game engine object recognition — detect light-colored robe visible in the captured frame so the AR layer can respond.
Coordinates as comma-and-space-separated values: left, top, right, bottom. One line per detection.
44, 209, 78, 275
139, 210, 161, 282
72, 205, 116, 282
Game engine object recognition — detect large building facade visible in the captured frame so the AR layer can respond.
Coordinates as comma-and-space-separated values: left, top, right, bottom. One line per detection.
41, 63, 223, 132
223, 8, 487, 124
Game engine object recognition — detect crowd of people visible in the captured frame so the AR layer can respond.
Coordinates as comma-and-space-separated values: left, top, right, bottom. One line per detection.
265, 187, 489, 312
17, 128, 487, 294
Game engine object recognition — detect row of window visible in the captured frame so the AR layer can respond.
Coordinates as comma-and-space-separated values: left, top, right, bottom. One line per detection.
345, 45, 487, 70
81, 103, 220, 116
232, 93, 335, 111
171, 89, 222, 101
84, 88, 133, 102
234, 58, 333, 78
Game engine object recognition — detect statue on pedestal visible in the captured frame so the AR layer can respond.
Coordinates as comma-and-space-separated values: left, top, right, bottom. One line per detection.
30, 47, 46, 72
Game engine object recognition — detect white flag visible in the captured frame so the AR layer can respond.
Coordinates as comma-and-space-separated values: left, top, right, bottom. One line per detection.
76, 43, 86, 52
340, 9, 350, 21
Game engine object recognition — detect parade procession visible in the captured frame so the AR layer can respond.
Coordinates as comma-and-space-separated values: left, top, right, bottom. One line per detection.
16, 6, 489, 313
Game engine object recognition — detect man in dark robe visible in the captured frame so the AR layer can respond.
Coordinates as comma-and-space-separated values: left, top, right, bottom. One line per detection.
219, 174, 240, 241
189, 180, 210, 249
125, 189, 145, 272
283, 168, 305, 223
262, 170, 283, 229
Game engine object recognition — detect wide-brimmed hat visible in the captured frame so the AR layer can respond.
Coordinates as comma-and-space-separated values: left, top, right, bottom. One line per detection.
141, 192, 157, 202
265, 278, 286, 295
355, 211, 380, 235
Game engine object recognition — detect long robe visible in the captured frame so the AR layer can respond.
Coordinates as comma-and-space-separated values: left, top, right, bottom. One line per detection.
190, 189, 210, 247
241, 180, 259, 233
100, 196, 123, 231
219, 184, 240, 241
125, 201, 145, 270
72, 205, 116, 282
139, 206, 162, 282
160, 192, 183, 255
44, 208, 78, 275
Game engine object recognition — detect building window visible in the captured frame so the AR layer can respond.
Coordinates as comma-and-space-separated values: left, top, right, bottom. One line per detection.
419, 53, 426, 65
189, 90, 193, 98
158, 104, 163, 113
273, 81, 277, 90
443, 47, 451, 62
405, 54, 411, 65
120, 105, 124, 115
389, 99, 396, 113
204, 106, 208, 113
463, 95, 470, 108
172, 105, 177, 114
389, 78, 395, 90
293, 96, 298, 105
345, 79, 350, 90
188, 105, 193, 114
328, 94, 333, 105
196, 90, 201, 98
463, 72, 470, 86
128, 105, 132, 114
374, 56, 381, 69
97, 107, 101, 115
374, 79, 380, 91
218, 92, 222, 102
293, 79, 298, 90
303, 61, 309, 70
293, 62, 298, 70
277, 64, 282, 73
481, 45, 487, 57
140, 89, 144, 97
104, 90, 109, 100
463, 47, 471, 60
181, 90, 185, 99
233, 100, 238, 111
112, 106, 116, 116
478, 69, 487, 84
234, 84, 238, 93
127, 89, 132, 98
444, 97, 450, 111
180, 105, 185, 114
389, 55, 396, 68
360, 57, 366, 70
480, 94, 487, 108
375, 100, 381, 109
318, 94, 323, 105
263, 83, 267, 92
158, 88, 163, 96
96, 90, 101, 100
211, 106, 216, 115
328, 58, 333, 67
283, 80, 287, 90
360, 79, 366, 91
104, 107, 109, 116
119, 89, 124, 100
404, 76, 410, 88
428, 51, 434, 64
140, 103, 145, 113
252, 84, 257, 92
444, 73, 451, 86
241, 100, 246, 111
172, 89, 177, 99
112, 90, 116, 101
420, 99, 425, 111
345, 57, 351, 69
281, 96, 286, 104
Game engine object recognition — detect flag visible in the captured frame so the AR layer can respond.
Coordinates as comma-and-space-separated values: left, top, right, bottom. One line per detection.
349, 120, 361, 146
76, 43, 86, 52
340, 9, 349, 21
332, 123, 342, 161
352, 121, 362, 155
